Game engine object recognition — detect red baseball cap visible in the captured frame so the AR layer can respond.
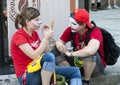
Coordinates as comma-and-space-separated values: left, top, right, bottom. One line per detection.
73, 9, 92, 28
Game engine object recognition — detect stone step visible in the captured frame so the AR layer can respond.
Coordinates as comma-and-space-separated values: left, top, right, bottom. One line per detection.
0, 74, 19, 85
91, 66, 120, 85
0, 66, 120, 85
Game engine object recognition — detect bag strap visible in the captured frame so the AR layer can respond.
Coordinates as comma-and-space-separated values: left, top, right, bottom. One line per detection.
85, 28, 94, 45
22, 70, 27, 85
86, 21, 105, 60
71, 32, 76, 51
53, 71, 57, 84
85, 20, 97, 45
91, 20, 97, 27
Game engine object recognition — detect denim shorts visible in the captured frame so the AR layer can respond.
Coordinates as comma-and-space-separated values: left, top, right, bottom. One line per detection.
18, 52, 55, 85
18, 70, 42, 85
51, 46, 105, 75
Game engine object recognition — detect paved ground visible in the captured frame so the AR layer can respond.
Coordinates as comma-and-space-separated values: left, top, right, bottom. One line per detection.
0, 7, 120, 85
90, 8, 120, 85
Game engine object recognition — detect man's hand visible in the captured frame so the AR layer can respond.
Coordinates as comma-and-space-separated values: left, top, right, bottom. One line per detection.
65, 51, 72, 57
55, 41, 67, 53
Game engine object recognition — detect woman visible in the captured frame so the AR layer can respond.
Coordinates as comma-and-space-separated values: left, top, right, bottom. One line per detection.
10, 7, 82, 85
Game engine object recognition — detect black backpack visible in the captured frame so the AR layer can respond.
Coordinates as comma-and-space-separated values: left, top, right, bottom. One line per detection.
71, 21, 120, 65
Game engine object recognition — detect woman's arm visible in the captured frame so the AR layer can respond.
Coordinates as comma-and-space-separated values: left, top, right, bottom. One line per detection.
19, 26, 53, 59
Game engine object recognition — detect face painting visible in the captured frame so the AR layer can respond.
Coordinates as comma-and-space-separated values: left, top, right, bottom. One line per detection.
32, 20, 41, 27
69, 17, 80, 32
32, 16, 42, 27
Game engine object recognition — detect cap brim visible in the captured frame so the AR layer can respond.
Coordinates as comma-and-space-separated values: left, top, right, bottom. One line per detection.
87, 22, 92, 28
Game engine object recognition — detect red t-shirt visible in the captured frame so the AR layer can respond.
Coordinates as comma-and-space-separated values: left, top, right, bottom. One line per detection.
10, 29, 41, 78
60, 27, 106, 67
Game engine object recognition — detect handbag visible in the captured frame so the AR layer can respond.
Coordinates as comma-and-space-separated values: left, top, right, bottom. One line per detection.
51, 71, 68, 85
27, 54, 44, 73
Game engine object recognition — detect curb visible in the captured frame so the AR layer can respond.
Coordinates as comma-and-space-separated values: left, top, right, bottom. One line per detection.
0, 74, 19, 85
91, 66, 120, 85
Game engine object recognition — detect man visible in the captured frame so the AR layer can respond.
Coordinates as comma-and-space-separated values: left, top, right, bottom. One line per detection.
54, 9, 106, 85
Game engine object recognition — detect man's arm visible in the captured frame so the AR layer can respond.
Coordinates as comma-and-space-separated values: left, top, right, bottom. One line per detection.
55, 39, 68, 54
65, 39, 100, 57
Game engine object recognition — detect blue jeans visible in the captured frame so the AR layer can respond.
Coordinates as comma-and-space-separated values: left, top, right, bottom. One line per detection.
55, 66, 80, 79
18, 52, 82, 85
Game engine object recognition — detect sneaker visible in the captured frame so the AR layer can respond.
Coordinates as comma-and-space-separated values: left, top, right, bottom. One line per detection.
91, 6, 98, 11
97, 5, 106, 10
82, 80, 90, 85
82, 82, 90, 85
107, 5, 112, 9
113, 5, 119, 9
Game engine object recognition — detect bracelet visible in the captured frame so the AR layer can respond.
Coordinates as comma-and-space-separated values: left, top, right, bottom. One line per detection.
70, 52, 74, 57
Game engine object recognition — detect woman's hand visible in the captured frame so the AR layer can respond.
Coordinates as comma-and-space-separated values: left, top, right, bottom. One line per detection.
42, 25, 53, 40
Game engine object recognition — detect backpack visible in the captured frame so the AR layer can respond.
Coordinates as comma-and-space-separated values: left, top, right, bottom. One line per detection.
71, 20, 120, 65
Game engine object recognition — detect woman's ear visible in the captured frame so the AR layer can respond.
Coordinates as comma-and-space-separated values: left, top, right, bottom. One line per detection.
26, 19, 30, 25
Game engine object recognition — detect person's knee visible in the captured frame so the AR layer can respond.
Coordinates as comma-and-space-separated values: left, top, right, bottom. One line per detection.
83, 61, 96, 69
50, 46, 61, 56
44, 52, 55, 62
41, 52, 56, 71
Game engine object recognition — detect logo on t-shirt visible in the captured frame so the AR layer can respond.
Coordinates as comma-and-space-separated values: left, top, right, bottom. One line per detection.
30, 40, 40, 48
